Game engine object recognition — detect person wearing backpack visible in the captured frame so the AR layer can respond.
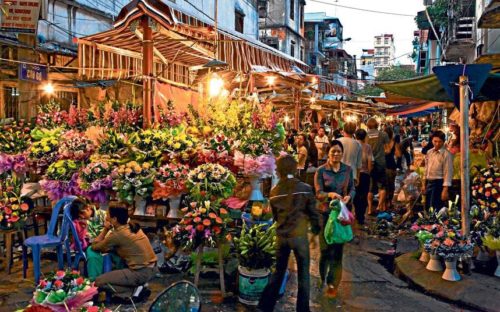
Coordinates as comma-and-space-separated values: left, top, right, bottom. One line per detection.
258, 155, 320, 312
314, 141, 355, 298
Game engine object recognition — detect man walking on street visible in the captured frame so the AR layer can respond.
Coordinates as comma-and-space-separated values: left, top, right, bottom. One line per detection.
338, 122, 362, 185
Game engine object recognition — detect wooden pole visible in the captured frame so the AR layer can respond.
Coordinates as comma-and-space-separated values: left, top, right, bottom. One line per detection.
142, 17, 154, 128
459, 75, 470, 236
294, 89, 300, 129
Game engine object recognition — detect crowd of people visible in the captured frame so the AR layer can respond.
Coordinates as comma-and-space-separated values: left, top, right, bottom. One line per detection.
262, 117, 456, 312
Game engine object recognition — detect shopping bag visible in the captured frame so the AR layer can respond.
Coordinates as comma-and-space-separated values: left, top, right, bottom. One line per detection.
337, 200, 354, 225
324, 208, 353, 245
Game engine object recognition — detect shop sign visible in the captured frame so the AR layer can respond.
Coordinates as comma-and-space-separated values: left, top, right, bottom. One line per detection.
18, 63, 47, 83
0, 0, 41, 34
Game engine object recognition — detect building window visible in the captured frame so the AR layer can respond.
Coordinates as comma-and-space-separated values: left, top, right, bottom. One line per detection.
384, 47, 388, 55
290, 0, 295, 20
384, 38, 388, 44
4, 87, 19, 119
235, 10, 244, 33
300, 46, 304, 61
291, 40, 296, 57
384, 58, 389, 65
377, 38, 381, 45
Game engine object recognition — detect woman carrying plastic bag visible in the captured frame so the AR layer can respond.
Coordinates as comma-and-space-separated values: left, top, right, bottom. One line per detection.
314, 140, 356, 298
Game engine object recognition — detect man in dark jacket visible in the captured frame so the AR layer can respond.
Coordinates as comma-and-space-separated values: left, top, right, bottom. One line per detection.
258, 155, 320, 312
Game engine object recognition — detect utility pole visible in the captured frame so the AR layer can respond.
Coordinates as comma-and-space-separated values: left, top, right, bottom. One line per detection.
459, 75, 470, 236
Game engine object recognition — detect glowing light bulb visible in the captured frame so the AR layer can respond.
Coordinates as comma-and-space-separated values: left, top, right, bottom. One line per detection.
284, 115, 290, 123
42, 83, 55, 95
266, 76, 276, 86
208, 73, 224, 97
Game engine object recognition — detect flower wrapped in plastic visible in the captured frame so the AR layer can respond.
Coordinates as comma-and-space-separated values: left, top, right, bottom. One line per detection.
0, 152, 28, 175
173, 200, 232, 250
186, 163, 236, 201
482, 216, 500, 251
31, 269, 98, 312
234, 151, 276, 177
96, 130, 128, 159
0, 120, 31, 155
197, 132, 236, 171
40, 160, 83, 201
58, 131, 95, 162
0, 175, 32, 230
471, 164, 500, 212
78, 161, 114, 204
35, 100, 68, 130
112, 161, 155, 203
152, 163, 190, 200
28, 136, 60, 175
129, 129, 168, 166
163, 126, 198, 164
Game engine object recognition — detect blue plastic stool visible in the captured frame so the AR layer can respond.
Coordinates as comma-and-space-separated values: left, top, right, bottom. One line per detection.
22, 196, 77, 284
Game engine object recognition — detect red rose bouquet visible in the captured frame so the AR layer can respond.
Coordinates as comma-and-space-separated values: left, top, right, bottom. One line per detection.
152, 163, 190, 200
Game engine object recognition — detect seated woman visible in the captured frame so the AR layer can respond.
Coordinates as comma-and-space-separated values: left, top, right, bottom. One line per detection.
68, 198, 93, 250
92, 206, 157, 302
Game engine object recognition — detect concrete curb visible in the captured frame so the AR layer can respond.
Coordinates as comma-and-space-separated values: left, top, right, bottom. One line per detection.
395, 253, 500, 312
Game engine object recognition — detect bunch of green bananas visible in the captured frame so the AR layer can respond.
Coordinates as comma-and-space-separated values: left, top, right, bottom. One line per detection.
234, 222, 277, 270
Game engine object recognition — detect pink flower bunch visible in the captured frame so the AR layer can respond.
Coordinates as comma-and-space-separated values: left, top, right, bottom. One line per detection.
58, 131, 95, 161
234, 151, 276, 177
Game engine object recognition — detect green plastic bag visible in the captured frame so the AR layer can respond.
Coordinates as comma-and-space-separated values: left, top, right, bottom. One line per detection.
324, 206, 353, 245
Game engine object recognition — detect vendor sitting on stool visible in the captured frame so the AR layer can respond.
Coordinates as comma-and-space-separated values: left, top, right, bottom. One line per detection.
422, 130, 453, 210
92, 206, 157, 303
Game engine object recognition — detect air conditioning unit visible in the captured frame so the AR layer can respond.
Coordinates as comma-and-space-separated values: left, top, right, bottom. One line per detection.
258, 0, 268, 18
423, 0, 433, 6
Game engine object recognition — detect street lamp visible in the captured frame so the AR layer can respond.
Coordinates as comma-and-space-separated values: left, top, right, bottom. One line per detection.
42, 83, 55, 95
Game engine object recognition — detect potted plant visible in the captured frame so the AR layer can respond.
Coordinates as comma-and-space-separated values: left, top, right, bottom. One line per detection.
233, 223, 277, 305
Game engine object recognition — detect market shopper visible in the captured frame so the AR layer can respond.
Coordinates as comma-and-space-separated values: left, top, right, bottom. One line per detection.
92, 206, 157, 302
296, 133, 309, 182
384, 127, 398, 211
258, 155, 320, 312
366, 118, 390, 214
338, 122, 362, 185
353, 129, 373, 225
315, 127, 330, 166
422, 131, 453, 210
314, 141, 355, 297
307, 128, 319, 168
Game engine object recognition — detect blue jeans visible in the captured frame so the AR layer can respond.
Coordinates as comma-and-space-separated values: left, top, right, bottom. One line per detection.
258, 235, 311, 312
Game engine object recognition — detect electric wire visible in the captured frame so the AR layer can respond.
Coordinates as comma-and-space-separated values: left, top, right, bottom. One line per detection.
307, 0, 415, 17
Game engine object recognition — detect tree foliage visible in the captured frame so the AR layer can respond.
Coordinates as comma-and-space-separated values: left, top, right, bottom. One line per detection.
415, 0, 449, 31
376, 66, 418, 82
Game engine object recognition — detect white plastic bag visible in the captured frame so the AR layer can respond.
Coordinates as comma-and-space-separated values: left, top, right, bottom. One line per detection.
338, 201, 350, 222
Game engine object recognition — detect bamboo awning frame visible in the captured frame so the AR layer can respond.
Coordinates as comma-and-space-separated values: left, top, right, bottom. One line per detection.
77, 0, 308, 87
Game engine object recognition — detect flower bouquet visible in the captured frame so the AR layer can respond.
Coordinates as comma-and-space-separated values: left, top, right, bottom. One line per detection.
0, 152, 28, 175
28, 137, 60, 174
234, 151, 276, 177
152, 163, 190, 200
482, 216, 500, 251
0, 120, 31, 155
90, 100, 142, 134
198, 133, 235, 170
163, 127, 198, 164
186, 163, 236, 201
112, 161, 155, 203
425, 228, 473, 261
58, 131, 95, 162
157, 100, 189, 128
78, 161, 114, 204
36, 100, 68, 130
471, 164, 500, 211
87, 207, 107, 240
173, 201, 231, 249
129, 129, 168, 165
0, 175, 31, 229
32, 269, 98, 312
40, 160, 82, 201
65, 105, 92, 131
96, 130, 128, 159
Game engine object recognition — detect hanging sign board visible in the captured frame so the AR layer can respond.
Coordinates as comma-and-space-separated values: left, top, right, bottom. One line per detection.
19, 63, 47, 83
0, 0, 41, 34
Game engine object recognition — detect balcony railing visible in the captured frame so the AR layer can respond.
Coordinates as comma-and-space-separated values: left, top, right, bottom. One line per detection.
443, 0, 476, 62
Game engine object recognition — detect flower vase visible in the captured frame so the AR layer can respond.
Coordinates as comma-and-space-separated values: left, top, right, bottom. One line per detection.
442, 258, 461, 281
133, 196, 147, 216
167, 194, 183, 219
419, 250, 430, 263
476, 249, 491, 262
249, 175, 265, 201
495, 250, 500, 278
426, 253, 443, 272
